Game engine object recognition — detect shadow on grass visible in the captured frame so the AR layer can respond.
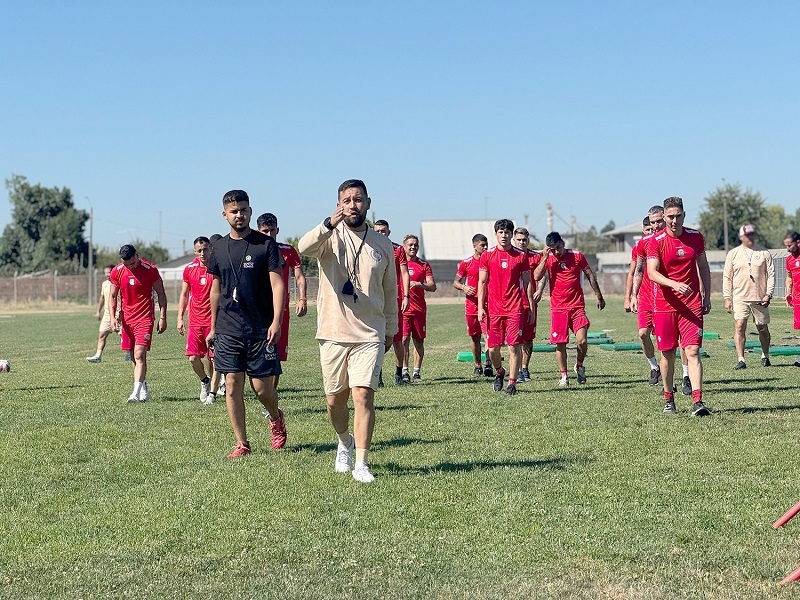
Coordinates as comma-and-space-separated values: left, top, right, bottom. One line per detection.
717, 402, 800, 414
289, 437, 442, 455
1, 384, 84, 391
380, 454, 578, 476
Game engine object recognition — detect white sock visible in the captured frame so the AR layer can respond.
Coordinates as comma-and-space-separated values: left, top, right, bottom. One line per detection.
413, 367, 420, 375
133, 381, 143, 395
355, 448, 369, 464
682, 365, 689, 377
647, 357, 658, 369
738, 356, 745, 362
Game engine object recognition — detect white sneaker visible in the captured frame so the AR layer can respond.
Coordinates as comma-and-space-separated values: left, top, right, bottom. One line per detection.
127, 393, 141, 403
139, 382, 150, 402
352, 460, 375, 483
558, 376, 569, 388
86, 355, 101, 363
218, 381, 226, 396
200, 380, 210, 403
335, 435, 355, 473
203, 392, 216, 405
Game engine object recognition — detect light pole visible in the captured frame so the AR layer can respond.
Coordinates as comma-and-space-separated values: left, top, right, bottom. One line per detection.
722, 178, 729, 253
86, 197, 94, 306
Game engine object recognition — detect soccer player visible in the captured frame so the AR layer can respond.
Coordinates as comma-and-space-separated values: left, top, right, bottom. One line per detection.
629, 209, 662, 385
298, 179, 397, 483
723, 224, 775, 370
109, 245, 168, 403
177, 237, 217, 404
206, 190, 287, 458
373, 219, 410, 385
477, 219, 534, 396
400, 234, 436, 381
533, 232, 605, 387
86, 265, 118, 363
784, 231, 800, 367
512, 227, 545, 383
453, 233, 490, 376
646, 196, 711, 416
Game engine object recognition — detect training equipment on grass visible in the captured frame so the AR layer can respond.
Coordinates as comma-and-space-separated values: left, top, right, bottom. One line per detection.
723, 342, 800, 355
725, 340, 763, 349
774, 500, 800, 583
457, 352, 487, 362
599, 343, 642, 351
703, 332, 721, 339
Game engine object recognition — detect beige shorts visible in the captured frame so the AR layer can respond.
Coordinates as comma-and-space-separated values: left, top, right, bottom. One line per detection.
319, 340, 383, 394
733, 299, 770, 325
99, 315, 113, 334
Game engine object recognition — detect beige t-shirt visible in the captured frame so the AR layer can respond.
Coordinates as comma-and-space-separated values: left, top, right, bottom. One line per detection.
722, 244, 775, 301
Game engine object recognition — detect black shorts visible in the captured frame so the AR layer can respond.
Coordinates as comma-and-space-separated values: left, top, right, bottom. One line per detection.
213, 334, 282, 378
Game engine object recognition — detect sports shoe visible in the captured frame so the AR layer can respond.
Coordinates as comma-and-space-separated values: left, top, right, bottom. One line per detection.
493, 373, 504, 392
505, 383, 517, 396
378, 372, 384, 388
575, 365, 587, 384
204, 392, 216, 405
518, 368, 531, 383
412, 371, 421, 381
334, 434, 355, 473
86, 355, 101, 363
681, 376, 692, 396
401, 372, 411, 384
269, 409, 287, 449
691, 401, 711, 417
761, 357, 771, 367
200, 379, 210, 403
733, 360, 747, 370
139, 382, 150, 402
663, 400, 677, 414
218, 380, 226, 396
558, 376, 568, 388
124, 351, 132, 362
352, 461, 375, 483
483, 364, 494, 377
794, 360, 800, 368
394, 373, 404, 385
127, 393, 142, 403
226, 441, 251, 458
473, 366, 483, 376
648, 367, 661, 385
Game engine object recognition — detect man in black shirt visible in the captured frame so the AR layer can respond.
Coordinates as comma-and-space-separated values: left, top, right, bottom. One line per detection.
206, 190, 287, 458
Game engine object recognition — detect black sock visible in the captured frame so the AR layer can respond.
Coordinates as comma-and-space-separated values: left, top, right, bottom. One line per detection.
396, 366, 402, 376
201, 376, 210, 384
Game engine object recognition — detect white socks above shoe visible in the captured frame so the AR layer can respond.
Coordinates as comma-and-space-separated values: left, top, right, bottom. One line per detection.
647, 357, 658, 369
682, 364, 689, 377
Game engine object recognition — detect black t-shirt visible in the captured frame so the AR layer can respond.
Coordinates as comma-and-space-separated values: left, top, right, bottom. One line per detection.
207, 230, 285, 338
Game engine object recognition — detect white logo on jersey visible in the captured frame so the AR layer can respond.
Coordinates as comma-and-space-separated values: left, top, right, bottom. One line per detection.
129, 277, 136, 286
501, 261, 508, 269
677, 249, 685, 257
200, 277, 207, 285
371, 249, 383, 261
409, 268, 416, 276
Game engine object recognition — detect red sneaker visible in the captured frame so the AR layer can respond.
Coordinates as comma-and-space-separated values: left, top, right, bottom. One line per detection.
269, 409, 287, 449
226, 440, 251, 459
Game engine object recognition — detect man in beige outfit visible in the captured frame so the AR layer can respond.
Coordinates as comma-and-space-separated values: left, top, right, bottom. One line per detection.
298, 179, 398, 484
723, 223, 775, 370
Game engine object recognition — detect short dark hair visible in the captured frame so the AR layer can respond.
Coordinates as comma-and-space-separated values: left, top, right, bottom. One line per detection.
494, 219, 514, 233
786, 231, 800, 243
472, 233, 488, 244
643, 216, 651, 226
257, 213, 277, 229
648, 205, 664, 215
545, 232, 564, 247
403, 234, 419, 244
663, 197, 684, 211
194, 236, 211, 246
223, 190, 249, 206
513, 227, 529, 237
105, 264, 115, 270
119, 244, 136, 260
338, 179, 368, 197
374, 219, 389, 228
210, 234, 223, 242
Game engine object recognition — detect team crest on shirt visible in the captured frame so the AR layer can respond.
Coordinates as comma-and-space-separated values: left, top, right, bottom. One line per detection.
560, 262, 566, 269
796, 260, 799, 268
501, 261, 508, 269
677, 248, 685, 257
409, 267, 416, 276
145, 333, 151, 341
243, 255, 254, 268
371, 249, 383, 261
200, 277, 207, 285
128, 277, 136, 286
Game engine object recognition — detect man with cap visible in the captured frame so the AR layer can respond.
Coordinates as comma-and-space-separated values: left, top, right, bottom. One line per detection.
109, 244, 168, 402
723, 224, 775, 370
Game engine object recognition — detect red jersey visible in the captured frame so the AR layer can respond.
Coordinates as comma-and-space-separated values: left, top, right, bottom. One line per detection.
520, 249, 541, 309
479, 245, 529, 317
182, 259, 212, 327
405, 257, 433, 315
544, 249, 589, 309
787, 253, 800, 299
393, 243, 408, 299
634, 233, 656, 307
456, 255, 483, 315
278, 242, 302, 306
110, 259, 162, 324
647, 228, 705, 312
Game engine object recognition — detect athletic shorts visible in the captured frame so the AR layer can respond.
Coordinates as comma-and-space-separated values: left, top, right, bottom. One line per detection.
401, 311, 426, 340
795, 304, 800, 330
550, 307, 590, 345
186, 325, 212, 357
393, 298, 404, 343
654, 309, 703, 352
487, 314, 523, 348
732, 299, 770, 325
637, 303, 654, 330
213, 334, 282, 378
522, 306, 536, 342
319, 340, 382, 394
465, 313, 486, 337
99, 315, 113, 334
276, 308, 290, 362
120, 319, 153, 351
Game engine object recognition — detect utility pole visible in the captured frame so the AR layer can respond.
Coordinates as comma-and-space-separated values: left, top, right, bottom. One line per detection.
545, 202, 553, 233
86, 197, 94, 306
722, 178, 729, 252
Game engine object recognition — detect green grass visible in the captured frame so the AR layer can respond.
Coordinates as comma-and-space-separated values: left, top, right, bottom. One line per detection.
3, 297, 800, 599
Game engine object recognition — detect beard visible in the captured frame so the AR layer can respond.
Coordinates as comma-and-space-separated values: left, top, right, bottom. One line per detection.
344, 212, 367, 229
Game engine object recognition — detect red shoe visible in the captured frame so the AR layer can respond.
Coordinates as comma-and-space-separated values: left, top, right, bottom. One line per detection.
226, 440, 251, 458
269, 409, 287, 449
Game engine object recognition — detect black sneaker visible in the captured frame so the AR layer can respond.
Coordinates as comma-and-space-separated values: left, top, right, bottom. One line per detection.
518, 368, 531, 382
663, 400, 677, 414
473, 366, 483, 376
505, 383, 517, 396
681, 376, 692, 396
412, 372, 421, 381
691, 401, 711, 416
493, 373, 504, 392
648, 367, 661, 385
761, 357, 771, 367
394, 373, 404, 385
483, 364, 494, 377
401, 372, 411, 384
378, 373, 384, 388
734, 360, 747, 370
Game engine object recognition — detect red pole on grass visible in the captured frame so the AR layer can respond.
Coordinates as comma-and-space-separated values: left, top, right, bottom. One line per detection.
774, 500, 800, 529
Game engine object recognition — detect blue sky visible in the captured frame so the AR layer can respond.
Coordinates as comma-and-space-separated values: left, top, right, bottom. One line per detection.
1, 1, 798, 258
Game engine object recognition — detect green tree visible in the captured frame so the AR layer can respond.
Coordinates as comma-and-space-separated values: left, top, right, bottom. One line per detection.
698, 183, 768, 250
759, 205, 792, 248
285, 236, 318, 276
128, 239, 170, 264
0, 175, 89, 275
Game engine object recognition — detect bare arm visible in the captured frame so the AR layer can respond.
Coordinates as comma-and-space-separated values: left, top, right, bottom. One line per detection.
154, 280, 168, 334
109, 283, 120, 331
206, 277, 220, 347
787, 271, 794, 306
267, 270, 285, 346
400, 263, 410, 312
176, 281, 190, 334
293, 265, 308, 317
631, 256, 646, 313
624, 258, 636, 312
477, 269, 488, 322
697, 253, 712, 314
583, 266, 605, 310
522, 270, 535, 322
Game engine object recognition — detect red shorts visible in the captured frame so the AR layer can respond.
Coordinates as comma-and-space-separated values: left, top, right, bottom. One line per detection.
549, 307, 590, 344
393, 298, 404, 343
276, 309, 290, 361
120, 324, 132, 351
121, 319, 154, 351
522, 306, 536, 342
487, 314, 523, 348
402, 311, 427, 340
186, 325, 212, 357
654, 309, 703, 351
465, 312, 486, 337
637, 306, 654, 330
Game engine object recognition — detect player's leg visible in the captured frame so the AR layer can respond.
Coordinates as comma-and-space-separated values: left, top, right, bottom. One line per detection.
753, 304, 771, 365
733, 314, 748, 369
347, 341, 380, 483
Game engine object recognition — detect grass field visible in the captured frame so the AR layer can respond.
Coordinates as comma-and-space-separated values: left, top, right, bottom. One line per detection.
3, 296, 800, 599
